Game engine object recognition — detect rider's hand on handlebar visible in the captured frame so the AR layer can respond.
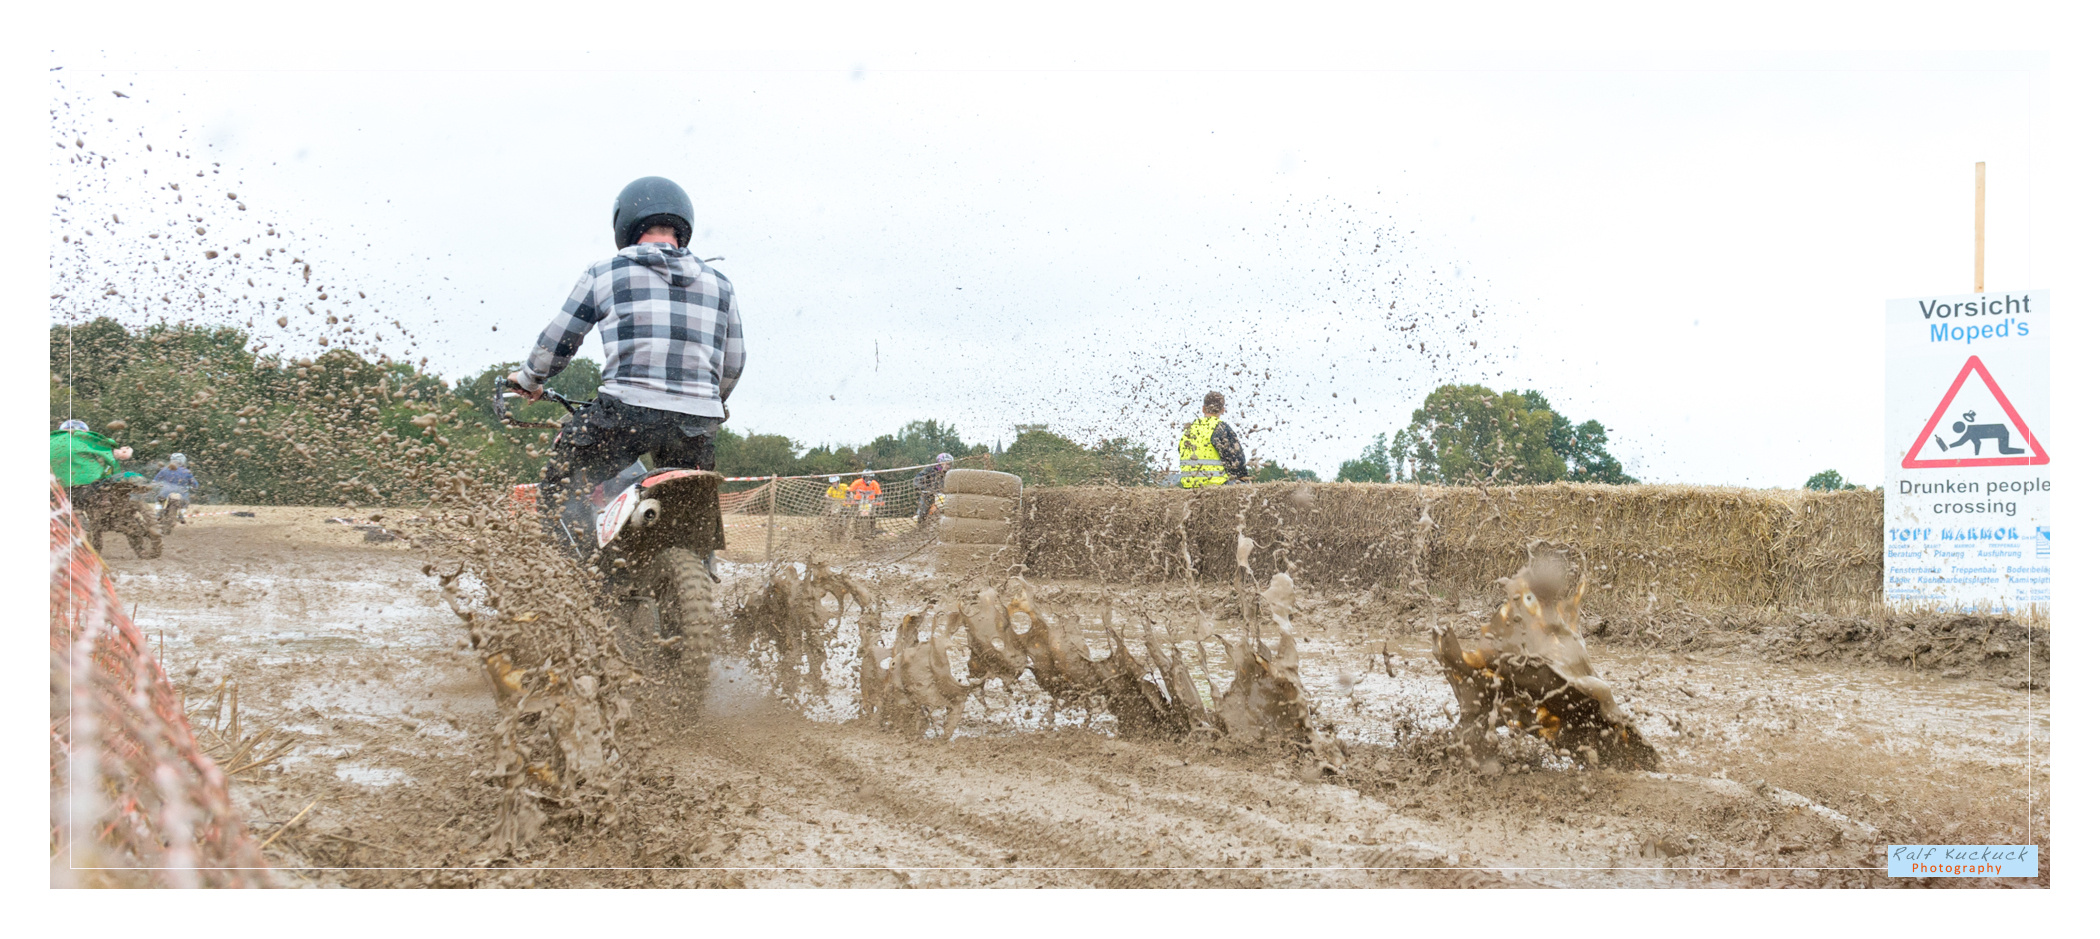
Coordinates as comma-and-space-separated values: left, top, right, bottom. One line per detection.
506, 369, 544, 401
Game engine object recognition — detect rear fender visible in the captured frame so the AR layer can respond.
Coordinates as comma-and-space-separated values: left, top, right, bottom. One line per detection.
598, 469, 725, 549
595, 483, 643, 548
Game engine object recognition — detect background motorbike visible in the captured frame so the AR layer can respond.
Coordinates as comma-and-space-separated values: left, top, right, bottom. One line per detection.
153, 484, 188, 535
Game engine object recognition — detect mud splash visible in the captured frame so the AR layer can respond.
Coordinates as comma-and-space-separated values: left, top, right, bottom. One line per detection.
420, 497, 644, 853
1432, 554, 1658, 772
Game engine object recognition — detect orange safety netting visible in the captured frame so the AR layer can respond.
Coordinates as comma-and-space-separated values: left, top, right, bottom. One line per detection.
49, 477, 270, 887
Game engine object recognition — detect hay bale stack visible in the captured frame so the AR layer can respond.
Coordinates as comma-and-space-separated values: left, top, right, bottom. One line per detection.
937, 470, 1022, 574
1018, 482, 1883, 613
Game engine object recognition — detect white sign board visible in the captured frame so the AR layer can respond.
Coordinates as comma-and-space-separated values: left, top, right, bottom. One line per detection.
1884, 290, 2049, 613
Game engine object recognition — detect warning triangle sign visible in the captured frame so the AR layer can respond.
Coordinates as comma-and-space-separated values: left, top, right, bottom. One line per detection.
1902, 355, 2049, 469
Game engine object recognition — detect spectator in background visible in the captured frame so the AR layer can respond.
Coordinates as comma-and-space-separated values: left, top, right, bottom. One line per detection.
846, 470, 884, 539
824, 474, 852, 541
1176, 391, 1251, 488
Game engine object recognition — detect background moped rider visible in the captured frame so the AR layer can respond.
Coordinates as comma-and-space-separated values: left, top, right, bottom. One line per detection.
508, 176, 746, 546
913, 452, 953, 526
847, 470, 884, 539
154, 452, 198, 499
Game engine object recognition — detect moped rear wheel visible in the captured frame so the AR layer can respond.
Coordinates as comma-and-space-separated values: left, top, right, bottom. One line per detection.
641, 547, 717, 685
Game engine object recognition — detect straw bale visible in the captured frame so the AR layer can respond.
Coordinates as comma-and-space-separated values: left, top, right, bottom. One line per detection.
1017, 482, 1885, 614
944, 469, 1023, 499
941, 493, 1017, 521
939, 516, 1014, 545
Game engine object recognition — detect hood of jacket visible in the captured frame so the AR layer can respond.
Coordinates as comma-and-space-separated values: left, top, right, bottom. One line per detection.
619, 243, 705, 288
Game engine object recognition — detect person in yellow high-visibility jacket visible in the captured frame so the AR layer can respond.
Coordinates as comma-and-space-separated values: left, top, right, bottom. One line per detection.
1177, 391, 1251, 488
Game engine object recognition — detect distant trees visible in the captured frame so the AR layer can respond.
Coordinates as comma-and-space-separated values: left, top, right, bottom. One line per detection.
1392, 384, 1635, 485
1253, 462, 1319, 483
715, 419, 992, 479
49, 318, 479, 505
51, 319, 1666, 503
1804, 469, 1857, 491
995, 427, 1152, 488
1335, 434, 1394, 483
49, 318, 1167, 502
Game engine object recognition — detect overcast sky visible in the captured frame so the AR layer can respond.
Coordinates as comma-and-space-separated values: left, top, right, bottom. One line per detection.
44, 49, 2050, 486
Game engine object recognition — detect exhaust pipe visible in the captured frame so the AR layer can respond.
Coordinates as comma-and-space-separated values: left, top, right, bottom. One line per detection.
633, 498, 663, 528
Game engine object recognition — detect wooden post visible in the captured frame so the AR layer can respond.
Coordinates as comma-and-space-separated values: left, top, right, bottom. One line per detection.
764, 476, 778, 560
1974, 161, 1986, 293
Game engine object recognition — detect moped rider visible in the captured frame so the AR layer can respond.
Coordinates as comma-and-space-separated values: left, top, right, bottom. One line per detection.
154, 452, 198, 498
153, 452, 198, 528
913, 452, 953, 527
51, 419, 159, 557
507, 177, 746, 550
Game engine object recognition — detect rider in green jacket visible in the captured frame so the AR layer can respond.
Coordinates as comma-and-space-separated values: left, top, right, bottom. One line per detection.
51, 419, 132, 486
51, 419, 159, 558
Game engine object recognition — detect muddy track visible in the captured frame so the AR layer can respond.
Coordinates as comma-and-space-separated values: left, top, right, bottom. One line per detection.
105, 507, 2049, 888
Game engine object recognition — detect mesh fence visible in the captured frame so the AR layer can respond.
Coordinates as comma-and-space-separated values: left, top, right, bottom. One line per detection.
49, 477, 270, 888
508, 455, 997, 562
718, 454, 996, 561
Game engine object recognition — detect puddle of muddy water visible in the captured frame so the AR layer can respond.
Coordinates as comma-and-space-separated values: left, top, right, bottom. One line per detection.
1613, 651, 2049, 770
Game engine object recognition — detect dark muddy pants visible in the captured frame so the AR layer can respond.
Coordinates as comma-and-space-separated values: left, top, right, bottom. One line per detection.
540, 395, 724, 553
69, 481, 161, 559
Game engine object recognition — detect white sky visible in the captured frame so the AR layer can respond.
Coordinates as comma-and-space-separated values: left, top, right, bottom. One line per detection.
27, 45, 2065, 489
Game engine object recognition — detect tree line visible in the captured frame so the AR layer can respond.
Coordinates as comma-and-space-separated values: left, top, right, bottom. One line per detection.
47, 318, 1161, 503
59, 318, 1927, 504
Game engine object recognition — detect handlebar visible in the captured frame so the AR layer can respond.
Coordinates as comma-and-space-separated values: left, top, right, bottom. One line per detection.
492, 374, 585, 429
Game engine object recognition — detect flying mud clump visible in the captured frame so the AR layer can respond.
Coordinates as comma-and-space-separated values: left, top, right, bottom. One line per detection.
1432, 553, 1660, 774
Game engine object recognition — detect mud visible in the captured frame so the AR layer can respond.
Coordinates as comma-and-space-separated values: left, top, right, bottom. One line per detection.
105, 506, 2049, 887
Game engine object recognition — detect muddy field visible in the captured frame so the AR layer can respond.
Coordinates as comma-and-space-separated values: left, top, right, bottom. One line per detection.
107, 506, 2049, 887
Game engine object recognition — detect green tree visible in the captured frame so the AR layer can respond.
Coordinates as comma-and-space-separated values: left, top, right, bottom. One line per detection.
1517, 390, 1635, 484
49, 318, 478, 504
1253, 461, 1319, 483
1395, 386, 1560, 483
1335, 434, 1393, 483
715, 430, 804, 478
1397, 385, 1634, 485
1804, 469, 1856, 491
996, 427, 1152, 487
1564, 418, 1635, 484
865, 419, 986, 468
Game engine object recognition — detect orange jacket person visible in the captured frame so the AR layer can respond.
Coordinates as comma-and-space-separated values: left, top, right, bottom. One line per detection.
846, 470, 884, 510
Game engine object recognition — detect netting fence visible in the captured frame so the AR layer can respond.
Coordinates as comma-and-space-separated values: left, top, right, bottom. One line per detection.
509, 455, 998, 563
49, 477, 270, 887
718, 454, 995, 561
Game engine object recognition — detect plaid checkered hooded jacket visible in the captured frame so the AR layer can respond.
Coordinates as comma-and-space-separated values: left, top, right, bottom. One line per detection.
520, 243, 745, 418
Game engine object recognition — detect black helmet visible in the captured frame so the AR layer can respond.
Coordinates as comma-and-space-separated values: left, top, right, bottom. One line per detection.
611, 176, 694, 249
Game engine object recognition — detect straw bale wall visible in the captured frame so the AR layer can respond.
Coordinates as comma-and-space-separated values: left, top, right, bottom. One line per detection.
1017, 482, 1884, 614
